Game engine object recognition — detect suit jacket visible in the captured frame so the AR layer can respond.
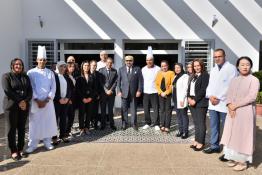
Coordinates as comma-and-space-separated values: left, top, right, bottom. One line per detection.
117, 66, 143, 98
187, 71, 209, 108
90, 71, 103, 99
2, 72, 32, 110
75, 75, 95, 101
99, 67, 118, 96
54, 73, 72, 103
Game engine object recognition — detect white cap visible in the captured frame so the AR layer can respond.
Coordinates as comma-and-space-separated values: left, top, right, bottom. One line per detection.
55, 61, 66, 73
146, 46, 153, 59
37, 46, 47, 59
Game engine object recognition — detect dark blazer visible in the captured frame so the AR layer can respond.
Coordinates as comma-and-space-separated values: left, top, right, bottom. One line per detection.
75, 75, 95, 101
2, 72, 32, 110
90, 71, 103, 99
117, 66, 143, 98
54, 73, 72, 103
187, 71, 209, 108
64, 74, 76, 103
99, 67, 118, 95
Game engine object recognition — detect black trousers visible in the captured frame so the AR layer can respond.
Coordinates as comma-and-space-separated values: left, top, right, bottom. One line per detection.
66, 103, 75, 134
54, 102, 69, 139
143, 93, 159, 126
159, 95, 172, 128
91, 99, 99, 128
189, 106, 207, 144
100, 94, 115, 127
5, 105, 28, 153
78, 101, 92, 129
176, 108, 189, 134
121, 94, 137, 126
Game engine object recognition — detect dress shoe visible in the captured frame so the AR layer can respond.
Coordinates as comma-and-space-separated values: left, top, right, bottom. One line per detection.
219, 154, 228, 162
233, 163, 247, 171
227, 160, 238, 167
176, 132, 183, 137
100, 126, 106, 130
61, 137, 70, 143
133, 125, 138, 131
110, 125, 117, 131
181, 133, 188, 139
193, 146, 205, 151
190, 145, 196, 149
19, 151, 29, 158
11, 152, 21, 161
203, 147, 220, 154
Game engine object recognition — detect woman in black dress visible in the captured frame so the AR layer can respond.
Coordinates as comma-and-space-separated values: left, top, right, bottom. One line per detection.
2, 58, 32, 160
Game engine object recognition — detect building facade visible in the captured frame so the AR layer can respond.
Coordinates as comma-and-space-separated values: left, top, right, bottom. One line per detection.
1, 0, 262, 112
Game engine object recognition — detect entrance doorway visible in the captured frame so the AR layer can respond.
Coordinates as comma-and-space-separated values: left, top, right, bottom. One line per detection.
64, 54, 114, 66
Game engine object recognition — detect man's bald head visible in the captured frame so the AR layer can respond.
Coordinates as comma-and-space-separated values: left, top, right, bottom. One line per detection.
67, 56, 75, 63
100, 50, 108, 62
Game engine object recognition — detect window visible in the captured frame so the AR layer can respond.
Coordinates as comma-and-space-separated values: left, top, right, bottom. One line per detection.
28, 40, 55, 69
185, 41, 212, 71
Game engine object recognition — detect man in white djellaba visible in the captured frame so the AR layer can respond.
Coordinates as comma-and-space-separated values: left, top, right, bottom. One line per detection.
26, 46, 57, 153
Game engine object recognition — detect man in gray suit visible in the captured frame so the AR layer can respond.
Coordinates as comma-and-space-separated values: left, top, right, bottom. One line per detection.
99, 57, 118, 131
117, 55, 143, 131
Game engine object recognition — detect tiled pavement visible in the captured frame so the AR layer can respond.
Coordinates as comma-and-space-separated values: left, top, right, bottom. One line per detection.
0, 113, 262, 175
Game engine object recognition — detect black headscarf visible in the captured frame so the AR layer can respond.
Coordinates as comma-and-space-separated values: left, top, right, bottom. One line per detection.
173, 63, 185, 85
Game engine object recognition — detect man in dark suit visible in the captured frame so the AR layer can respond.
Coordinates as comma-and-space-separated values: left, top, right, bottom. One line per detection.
117, 55, 143, 131
99, 57, 118, 130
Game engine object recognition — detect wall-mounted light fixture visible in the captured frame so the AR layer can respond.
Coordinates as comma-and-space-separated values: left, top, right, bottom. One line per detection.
212, 15, 218, 27
38, 16, 44, 28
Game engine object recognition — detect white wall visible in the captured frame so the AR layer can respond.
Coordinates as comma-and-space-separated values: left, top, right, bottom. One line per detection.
0, 0, 23, 114
21, 0, 261, 71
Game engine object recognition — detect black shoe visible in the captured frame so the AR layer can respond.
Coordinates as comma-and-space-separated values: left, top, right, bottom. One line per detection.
203, 147, 220, 154
176, 132, 183, 137
190, 145, 196, 149
19, 151, 29, 158
11, 153, 21, 161
133, 125, 138, 131
121, 124, 127, 130
61, 137, 70, 143
193, 146, 205, 151
110, 126, 117, 131
181, 133, 188, 139
219, 154, 228, 162
100, 126, 106, 130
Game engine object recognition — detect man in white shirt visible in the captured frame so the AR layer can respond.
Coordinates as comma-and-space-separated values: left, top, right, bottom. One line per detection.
26, 46, 57, 153
97, 50, 108, 71
203, 49, 238, 156
142, 46, 161, 131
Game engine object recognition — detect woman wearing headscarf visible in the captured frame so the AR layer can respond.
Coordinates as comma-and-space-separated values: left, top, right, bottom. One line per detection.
172, 63, 189, 139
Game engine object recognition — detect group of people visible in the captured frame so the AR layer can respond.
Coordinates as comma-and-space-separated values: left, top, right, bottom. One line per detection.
2, 46, 259, 171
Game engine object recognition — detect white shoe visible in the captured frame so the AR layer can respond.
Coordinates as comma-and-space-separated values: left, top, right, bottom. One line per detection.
45, 144, 54, 151
154, 125, 160, 131
142, 124, 150, 130
25, 146, 37, 154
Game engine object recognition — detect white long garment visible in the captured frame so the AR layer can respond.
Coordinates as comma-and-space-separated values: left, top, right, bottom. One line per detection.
142, 65, 160, 94
175, 74, 189, 109
206, 61, 238, 113
27, 67, 57, 140
96, 61, 106, 71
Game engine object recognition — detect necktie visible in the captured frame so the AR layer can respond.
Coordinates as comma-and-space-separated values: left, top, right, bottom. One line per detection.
127, 67, 131, 80
107, 69, 110, 79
